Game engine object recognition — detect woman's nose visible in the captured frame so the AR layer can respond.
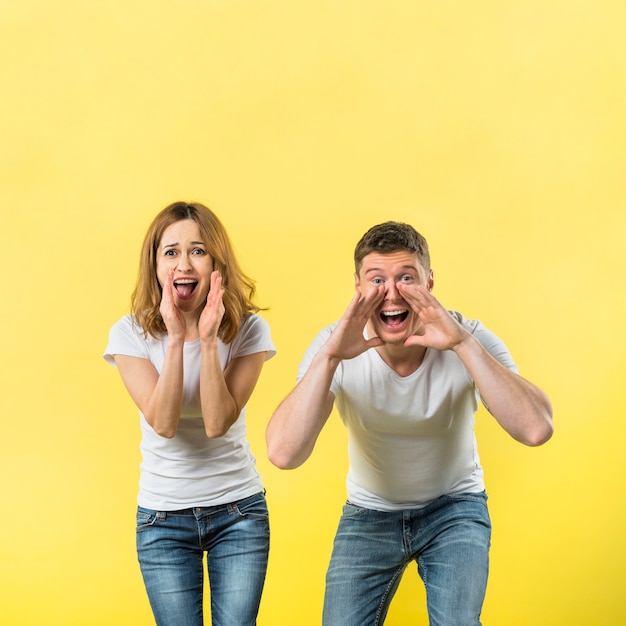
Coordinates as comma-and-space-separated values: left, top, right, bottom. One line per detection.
176, 254, 192, 270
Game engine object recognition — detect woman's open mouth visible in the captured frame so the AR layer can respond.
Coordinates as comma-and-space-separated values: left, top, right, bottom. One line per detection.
173, 278, 199, 300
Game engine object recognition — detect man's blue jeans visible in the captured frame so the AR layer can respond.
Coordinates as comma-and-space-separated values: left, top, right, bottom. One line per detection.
322, 492, 491, 626
136, 492, 269, 626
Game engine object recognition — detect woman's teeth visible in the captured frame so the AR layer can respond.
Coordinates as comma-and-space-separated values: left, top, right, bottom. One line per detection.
174, 279, 198, 299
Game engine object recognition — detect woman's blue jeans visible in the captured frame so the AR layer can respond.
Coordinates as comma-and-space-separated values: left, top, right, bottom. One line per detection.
136, 492, 269, 626
322, 492, 491, 626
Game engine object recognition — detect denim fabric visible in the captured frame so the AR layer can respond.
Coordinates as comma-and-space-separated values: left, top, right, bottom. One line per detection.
322, 492, 491, 626
136, 492, 269, 626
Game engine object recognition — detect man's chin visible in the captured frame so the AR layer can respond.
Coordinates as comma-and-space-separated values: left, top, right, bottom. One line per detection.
386, 337, 411, 346
373, 322, 425, 345
374, 328, 411, 345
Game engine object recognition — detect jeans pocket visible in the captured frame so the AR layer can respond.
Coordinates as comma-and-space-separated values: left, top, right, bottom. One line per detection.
342, 501, 368, 518
136, 507, 160, 531
445, 491, 488, 506
233, 493, 269, 520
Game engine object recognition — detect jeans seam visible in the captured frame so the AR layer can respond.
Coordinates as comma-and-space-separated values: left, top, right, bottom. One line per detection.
374, 565, 406, 626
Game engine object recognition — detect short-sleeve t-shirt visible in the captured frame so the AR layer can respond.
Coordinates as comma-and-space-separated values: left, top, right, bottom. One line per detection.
104, 314, 275, 510
297, 311, 518, 511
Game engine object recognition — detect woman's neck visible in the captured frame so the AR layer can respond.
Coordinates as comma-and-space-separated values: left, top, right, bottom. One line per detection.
183, 311, 201, 342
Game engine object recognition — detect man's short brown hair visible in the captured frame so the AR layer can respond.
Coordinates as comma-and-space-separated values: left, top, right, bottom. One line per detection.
354, 221, 431, 273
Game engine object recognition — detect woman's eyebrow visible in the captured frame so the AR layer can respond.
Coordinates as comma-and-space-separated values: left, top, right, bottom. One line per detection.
161, 240, 205, 250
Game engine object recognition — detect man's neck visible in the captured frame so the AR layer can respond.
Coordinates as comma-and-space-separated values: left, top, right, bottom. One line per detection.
374, 342, 428, 378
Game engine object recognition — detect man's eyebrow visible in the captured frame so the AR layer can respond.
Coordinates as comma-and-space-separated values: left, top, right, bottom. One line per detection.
364, 265, 418, 273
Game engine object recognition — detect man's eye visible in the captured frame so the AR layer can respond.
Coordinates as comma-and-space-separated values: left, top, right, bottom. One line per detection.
372, 278, 384, 284
401, 275, 413, 282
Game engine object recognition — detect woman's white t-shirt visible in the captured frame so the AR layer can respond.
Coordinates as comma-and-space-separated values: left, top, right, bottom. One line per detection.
104, 314, 275, 510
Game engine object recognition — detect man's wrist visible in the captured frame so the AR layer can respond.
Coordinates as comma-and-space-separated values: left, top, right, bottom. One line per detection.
450, 331, 478, 356
316, 345, 343, 371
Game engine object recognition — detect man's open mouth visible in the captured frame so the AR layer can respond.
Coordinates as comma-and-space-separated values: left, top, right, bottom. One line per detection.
173, 278, 198, 300
380, 309, 409, 326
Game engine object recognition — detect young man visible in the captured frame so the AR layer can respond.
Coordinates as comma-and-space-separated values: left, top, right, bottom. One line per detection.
266, 221, 553, 626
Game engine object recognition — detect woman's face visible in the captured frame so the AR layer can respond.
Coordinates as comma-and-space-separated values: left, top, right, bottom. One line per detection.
156, 219, 214, 314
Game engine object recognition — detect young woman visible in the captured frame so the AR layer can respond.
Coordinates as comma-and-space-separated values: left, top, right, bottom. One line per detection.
104, 201, 275, 626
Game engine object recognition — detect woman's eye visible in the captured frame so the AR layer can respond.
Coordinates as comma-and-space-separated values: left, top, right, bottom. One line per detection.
164, 249, 176, 256
192, 248, 205, 255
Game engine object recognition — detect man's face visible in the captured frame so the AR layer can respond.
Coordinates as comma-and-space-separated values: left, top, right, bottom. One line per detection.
356, 250, 434, 345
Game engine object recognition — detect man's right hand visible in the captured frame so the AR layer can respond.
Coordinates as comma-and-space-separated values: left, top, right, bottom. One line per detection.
322, 285, 386, 362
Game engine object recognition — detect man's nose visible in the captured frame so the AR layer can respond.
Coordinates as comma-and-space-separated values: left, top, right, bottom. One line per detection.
385, 281, 400, 299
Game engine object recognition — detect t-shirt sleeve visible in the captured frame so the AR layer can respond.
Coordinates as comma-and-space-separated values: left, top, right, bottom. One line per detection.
103, 316, 150, 367
296, 324, 339, 396
454, 312, 519, 374
230, 314, 276, 362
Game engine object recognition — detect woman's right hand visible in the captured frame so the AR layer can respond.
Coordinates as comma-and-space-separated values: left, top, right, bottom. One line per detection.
160, 270, 186, 340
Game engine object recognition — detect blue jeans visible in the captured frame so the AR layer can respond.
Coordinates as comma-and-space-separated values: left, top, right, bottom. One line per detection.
322, 492, 491, 626
136, 492, 269, 626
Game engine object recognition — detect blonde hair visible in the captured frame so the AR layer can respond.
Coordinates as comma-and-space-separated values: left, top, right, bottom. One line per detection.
131, 201, 260, 343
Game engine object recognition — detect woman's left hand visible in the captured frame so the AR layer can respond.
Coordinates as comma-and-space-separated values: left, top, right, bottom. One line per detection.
199, 270, 226, 342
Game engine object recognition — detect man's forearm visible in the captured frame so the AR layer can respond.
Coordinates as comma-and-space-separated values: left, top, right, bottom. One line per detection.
453, 334, 554, 446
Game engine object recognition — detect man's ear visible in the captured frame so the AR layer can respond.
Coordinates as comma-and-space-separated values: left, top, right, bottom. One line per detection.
427, 269, 434, 292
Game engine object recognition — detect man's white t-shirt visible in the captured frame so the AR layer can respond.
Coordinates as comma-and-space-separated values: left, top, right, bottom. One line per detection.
297, 312, 518, 511
104, 314, 275, 510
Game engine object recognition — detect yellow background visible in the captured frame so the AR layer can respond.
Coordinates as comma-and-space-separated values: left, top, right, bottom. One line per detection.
1, 1, 624, 624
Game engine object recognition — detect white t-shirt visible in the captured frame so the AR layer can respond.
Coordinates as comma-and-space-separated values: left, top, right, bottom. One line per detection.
104, 314, 275, 510
297, 311, 518, 511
